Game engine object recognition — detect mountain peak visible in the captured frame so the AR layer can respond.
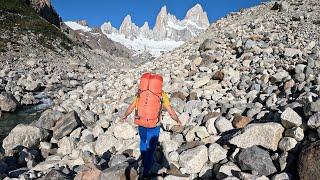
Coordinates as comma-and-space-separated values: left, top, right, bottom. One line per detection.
119, 14, 139, 38
185, 4, 209, 28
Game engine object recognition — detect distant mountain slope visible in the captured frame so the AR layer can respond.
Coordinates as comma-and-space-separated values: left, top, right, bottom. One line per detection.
0, 0, 72, 52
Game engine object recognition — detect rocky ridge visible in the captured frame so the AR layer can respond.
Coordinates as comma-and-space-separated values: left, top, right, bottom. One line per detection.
99, 4, 210, 56
1, 0, 320, 179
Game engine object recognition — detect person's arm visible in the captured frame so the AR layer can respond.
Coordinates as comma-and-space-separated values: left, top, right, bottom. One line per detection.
122, 98, 137, 121
164, 105, 182, 126
162, 92, 182, 126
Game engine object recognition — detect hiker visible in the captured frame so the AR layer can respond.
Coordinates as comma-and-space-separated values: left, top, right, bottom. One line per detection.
122, 72, 182, 178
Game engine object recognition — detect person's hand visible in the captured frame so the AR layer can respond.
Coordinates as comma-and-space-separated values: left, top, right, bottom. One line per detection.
176, 119, 182, 127
121, 116, 127, 123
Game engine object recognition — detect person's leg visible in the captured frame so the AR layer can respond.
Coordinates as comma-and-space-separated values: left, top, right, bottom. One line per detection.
138, 126, 147, 165
143, 126, 160, 177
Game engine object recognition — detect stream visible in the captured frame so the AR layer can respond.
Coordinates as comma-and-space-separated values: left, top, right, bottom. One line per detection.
0, 92, 53, 146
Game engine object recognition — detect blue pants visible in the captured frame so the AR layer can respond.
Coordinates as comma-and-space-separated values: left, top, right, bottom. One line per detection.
138, 126, 160, 177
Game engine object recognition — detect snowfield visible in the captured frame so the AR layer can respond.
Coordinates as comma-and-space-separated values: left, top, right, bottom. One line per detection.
101, 29, 184, 57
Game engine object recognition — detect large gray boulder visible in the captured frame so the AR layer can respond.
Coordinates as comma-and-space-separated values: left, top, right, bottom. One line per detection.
179, 145, 208, 174
237, 146, 277, 176
229, 123, 284, 151
2, 124, 49, 152
280, 107, 302, 129
52, 111, 81, 140
31, 109, 64, 130
0, 92, 19, 112
112, 122, 137, 140
208, 143, 227, 164
94, 134, 121, 156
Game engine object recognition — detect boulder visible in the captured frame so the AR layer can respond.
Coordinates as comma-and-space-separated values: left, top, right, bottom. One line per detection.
280, 107, 302, 128
237, 146, 277, 176
52, 111, 81, 140
24, 80, 41, 91
205, 117, 218, 135
78, 110, 97, 128
0, 92, 19, 112
307, 112, 320, 129
284, 48, 301, 57
99, 162, 137, 180
298, 141, 320, 180
278, 137, 297, 152
199, 38, 216, 51
215, 117, 234, 133
229, 123, 284, 151
216, 162, 241, 179
113, 123, 137, 140
74, 163, 102, 180
40, 169, 70, 180
108, 154, 127, 167
57, 137, 76, 155
94, 134, 120, 156
208, 143, 227, 164
2, 124, 49, 152
271, 172, 291, 180
232, 114, 251, 128
285, 127, 304, 141
31, 109, 63, 130
179, 145, 208, 174
193, 76, 210, 89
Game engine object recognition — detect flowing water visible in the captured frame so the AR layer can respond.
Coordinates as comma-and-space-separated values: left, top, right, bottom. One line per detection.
0, 92, 53, 146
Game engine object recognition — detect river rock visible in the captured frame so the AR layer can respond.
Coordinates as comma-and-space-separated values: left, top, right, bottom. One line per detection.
237, 146, 276, 176
298, 141, 320, 180
229, 123, 284, 151
307, 112, 320, 129
179, 145, 208, 174
208, 143, 227, 164
280, 107, 302, 128
52, 111, 81, 140
2, 124, 49, 152
278, 137, 297, 152
113, 123, 137, 140
0, 92, 19, 112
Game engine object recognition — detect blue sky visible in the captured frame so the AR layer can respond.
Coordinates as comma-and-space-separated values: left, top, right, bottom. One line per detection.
52, 0, 267, 29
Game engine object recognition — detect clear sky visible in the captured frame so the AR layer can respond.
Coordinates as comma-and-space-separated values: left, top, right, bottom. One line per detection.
52, 0, 268, 29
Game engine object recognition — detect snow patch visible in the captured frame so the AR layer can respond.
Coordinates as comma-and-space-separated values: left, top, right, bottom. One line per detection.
65, 21, 92, 32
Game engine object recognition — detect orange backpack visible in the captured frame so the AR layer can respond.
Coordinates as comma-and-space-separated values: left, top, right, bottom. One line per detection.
134, 73, 163, 128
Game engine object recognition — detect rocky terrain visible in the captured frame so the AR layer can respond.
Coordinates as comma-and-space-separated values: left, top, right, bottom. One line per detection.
1, 0, 320, 179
